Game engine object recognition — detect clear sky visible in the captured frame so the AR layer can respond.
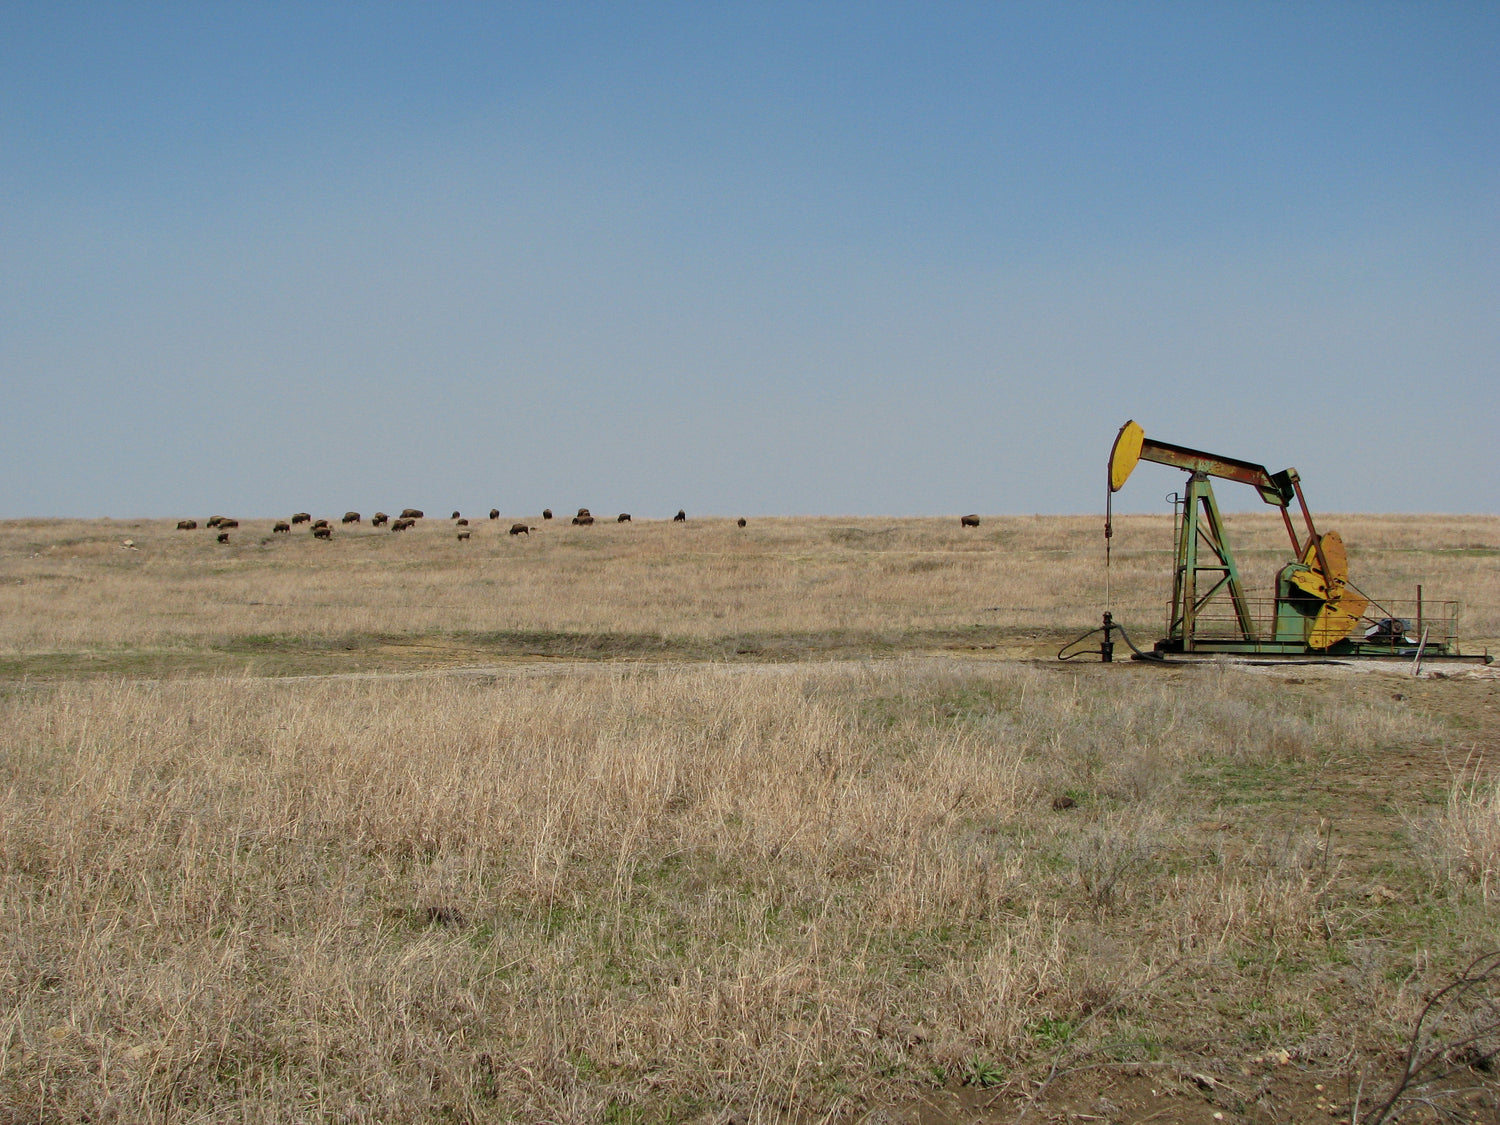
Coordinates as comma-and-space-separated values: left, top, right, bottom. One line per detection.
3, 2, 1496, 519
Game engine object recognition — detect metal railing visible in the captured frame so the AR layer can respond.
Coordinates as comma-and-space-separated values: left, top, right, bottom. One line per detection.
1168, 597, 1460, 653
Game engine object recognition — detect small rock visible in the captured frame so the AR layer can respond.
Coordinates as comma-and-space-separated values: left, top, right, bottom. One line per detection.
1251, 1047, 1292, 1066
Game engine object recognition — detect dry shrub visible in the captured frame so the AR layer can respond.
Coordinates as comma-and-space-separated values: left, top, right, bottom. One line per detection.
1062, 810, 1164, 913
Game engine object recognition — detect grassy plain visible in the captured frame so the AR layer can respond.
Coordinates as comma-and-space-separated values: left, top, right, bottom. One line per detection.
1, 512, 1497, 1123
1, 511, 1496, 671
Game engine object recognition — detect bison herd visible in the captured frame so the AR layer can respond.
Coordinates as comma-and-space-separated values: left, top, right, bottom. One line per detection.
174, 510, 988, 546
173, 506, 727, 544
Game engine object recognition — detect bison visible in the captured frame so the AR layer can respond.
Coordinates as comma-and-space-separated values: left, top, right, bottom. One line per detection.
456, 530, 471, 541
371, 512, 389, 527
176, 519, 198, 530
572, 515, 594, 526
542, 509, 553, 520
451, 510, 461, 520
342, 511, 360, 524
311, 519, 329, 530
218, 518, 239, 529
456, 518, 469, 526
216, 531, 230, 543
673, 510, 686, 522
399, 509, 423, 520
737, 518, 747, 528
273, 521, 291, 533
489, 509, 500, 520
576, 508, 591, 518
313, 525, 333, 540
291, 512, 311, 525
617, 513, 631, 523
960, 514, 981, 528
509, 523, 531, 536
206, 515, 225, 528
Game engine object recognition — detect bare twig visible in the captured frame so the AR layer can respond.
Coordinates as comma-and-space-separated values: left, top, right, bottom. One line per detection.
1362, 950, 1500, 1125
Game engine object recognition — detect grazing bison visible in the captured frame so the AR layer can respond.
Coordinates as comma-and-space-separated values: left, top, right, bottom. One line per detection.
737, 518, 747, 528
311, 518, 329, 530
542, 509, 553, 520
489, 509, 499, 520
218, 518, 239, 529
960, 514, 981, 528
176, 519, 197, 530
291, 512, 311, 525
673, 510, 686, 522
273, 521, 291, 533
371, 512, 389, 527
450, 510, 461, 520
456, 530, 471, 541
456, 518, 469, 526
576, 508, 591, 518
216, 531, 230, 543
572, 515, 594, 526
617, 513, 631, 523
391, 517, 414, 532
509, 523, 531, 536
313, 525, 333, 540
342, 511, 360, 524
399, 508, 423, 520
206, 515, 225, 528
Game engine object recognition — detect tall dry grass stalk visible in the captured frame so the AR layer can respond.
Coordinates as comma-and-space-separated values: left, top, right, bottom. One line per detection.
0, 661, 1461, 1122
1, 513, 1495, 656
1417, 759, 1500, 902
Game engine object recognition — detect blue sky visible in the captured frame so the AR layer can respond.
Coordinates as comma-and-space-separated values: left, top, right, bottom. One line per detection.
3, 2, 1496, 518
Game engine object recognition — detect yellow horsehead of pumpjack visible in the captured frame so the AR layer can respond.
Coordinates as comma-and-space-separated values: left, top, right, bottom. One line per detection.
1108, 420, 1367, 651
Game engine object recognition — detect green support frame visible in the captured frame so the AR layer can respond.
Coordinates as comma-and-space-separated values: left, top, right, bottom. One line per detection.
1167, 474, 1256, 652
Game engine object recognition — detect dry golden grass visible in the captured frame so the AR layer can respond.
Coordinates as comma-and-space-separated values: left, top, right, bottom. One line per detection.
2, 661, 1494, 1122
1419, 760, 1500, 903
1, 512, 1497, 1122
1, 512, 1495, 659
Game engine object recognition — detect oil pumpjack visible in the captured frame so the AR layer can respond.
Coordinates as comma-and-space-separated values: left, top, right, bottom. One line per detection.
1102, 420, 1475, 660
